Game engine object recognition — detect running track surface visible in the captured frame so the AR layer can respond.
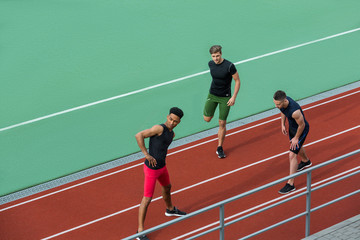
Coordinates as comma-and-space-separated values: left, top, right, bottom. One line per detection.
1, 88, 359, 240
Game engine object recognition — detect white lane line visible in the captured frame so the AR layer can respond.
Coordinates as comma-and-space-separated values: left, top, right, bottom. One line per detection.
0, 119, 278, 213
171, 166, 360, 240
0, 70, 208, 133
304, 90, 360, 111
0, 163, 141, 212
233, 28, 360, 65
39, 126, 360, 240
1, 90, 359, 212
1, 28, 359, 133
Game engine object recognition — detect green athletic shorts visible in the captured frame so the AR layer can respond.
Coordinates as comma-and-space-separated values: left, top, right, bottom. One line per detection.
203, 93, 231, 121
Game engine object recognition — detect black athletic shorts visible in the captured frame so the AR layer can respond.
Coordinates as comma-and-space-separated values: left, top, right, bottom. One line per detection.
289, 126, 309, 154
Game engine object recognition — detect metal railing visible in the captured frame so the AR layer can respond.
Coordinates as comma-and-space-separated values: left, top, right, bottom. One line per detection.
124, 149, 360, 240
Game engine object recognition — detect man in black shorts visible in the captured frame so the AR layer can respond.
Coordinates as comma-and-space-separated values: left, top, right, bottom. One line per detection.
273, 90, 312, 194
135, 107, 186, 240
203, 45, 241, 158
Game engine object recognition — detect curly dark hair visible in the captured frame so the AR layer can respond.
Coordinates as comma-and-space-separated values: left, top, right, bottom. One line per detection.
169, 107, 184, 119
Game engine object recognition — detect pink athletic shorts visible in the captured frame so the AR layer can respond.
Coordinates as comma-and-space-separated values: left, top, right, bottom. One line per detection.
143, 164, 170, 198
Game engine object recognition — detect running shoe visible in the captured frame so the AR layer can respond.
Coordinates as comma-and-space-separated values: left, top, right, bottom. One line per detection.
136, 232, 150, 240
165, 206, 187, 217
297, 160, 312, 171
278, 183, 296, 194
216, 146, 226, 158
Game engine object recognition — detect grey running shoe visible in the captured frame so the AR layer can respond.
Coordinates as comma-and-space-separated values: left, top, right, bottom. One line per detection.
216, 146, 226, 158
297, 160, 312, 171
279, 183, 296, 194
136, 232, 150, 240
165, 206, 187, 217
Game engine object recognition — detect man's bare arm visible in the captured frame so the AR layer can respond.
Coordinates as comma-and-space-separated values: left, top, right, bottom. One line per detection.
290, 110, 305, 150
135, 125, 163, 167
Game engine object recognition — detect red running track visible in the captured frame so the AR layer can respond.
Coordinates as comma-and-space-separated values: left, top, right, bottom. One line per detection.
1, 88, 360, 240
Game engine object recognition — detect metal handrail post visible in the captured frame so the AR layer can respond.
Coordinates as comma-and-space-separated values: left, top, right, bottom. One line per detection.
305, 171, 312, 237
122, 150, 359, 240
220, 204, 225, 240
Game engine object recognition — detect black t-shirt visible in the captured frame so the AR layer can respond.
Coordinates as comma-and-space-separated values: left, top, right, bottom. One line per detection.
208, 59, 237, 97
145, 124, 174, 170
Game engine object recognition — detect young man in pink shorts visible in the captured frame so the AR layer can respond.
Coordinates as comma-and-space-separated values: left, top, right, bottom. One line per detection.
135, 107, 186, 240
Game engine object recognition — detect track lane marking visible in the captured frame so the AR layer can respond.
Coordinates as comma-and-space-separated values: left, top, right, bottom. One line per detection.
40, 126, 360, 239
171, 166, 360, 240
1, 90, 359, 212
1, 28, 359, 132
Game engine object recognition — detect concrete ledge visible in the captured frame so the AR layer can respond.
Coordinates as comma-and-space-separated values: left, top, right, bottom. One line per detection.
303, 214, 360, 240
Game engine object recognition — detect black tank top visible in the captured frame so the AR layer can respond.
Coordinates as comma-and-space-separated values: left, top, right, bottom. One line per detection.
280, 97, 309, 131
145, 124, 174, 170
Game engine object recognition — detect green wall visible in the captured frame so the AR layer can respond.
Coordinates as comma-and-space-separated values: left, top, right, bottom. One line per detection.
1, 0, 359, 195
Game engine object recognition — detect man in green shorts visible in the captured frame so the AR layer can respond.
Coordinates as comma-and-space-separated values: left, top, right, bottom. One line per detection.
203, 45, 241, 158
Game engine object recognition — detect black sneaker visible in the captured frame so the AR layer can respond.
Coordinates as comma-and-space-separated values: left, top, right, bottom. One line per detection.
297, 160, 312, 171
278, 183, 296, 194
216, 146, 226, 158
165, 206, 186, 217
136, 232, 150, 240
